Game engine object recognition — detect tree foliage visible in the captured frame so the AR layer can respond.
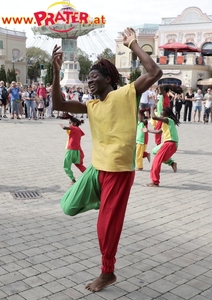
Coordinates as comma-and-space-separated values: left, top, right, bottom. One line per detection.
26, 47, 52, 82
129, 68, 141, 83
6, 68, 16, 83
97, 48, 115, 64
0, 65, 6, 82
77, 48, 92, 81
45, 63, 53, 85
26, 47, 51, 63
27, 61, 40, 82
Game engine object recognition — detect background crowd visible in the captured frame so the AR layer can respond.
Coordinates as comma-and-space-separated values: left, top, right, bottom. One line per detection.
139, 85, 212, 124
0, 80, 212, 124
0, 81, 93, 121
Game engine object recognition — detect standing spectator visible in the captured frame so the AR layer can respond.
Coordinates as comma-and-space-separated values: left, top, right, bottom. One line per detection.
139, 90, 150, 118
168, 89, 175, 111
16, 82, 24, 118
81, 89, 92, 118
148, 86, 156, 111
183, 87, 194, 123
174, 92, 184, 121
71, 86, 79, 101
78, 87, 83, 103
37, 97, 45, 119
0, 81, 9, 118
203, 96, 212, 124
8, 81, 21, 119
22, 85, 37, 120
37, 82, 47, 109
193, 89, 203, 122
203, 88, 212, 122
45, 86, 53, 118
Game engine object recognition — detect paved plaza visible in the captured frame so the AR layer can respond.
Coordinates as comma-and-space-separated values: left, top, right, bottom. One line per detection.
0, 115, 212, 300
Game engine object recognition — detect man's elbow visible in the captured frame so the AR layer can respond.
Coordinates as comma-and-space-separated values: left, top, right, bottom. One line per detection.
52, 101, 62, 111
156, 68, 163, 79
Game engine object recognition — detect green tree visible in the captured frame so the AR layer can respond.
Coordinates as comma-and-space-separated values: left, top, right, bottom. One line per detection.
77, 48, 92, 81
6, 68, 16, 83
129, 68, 141, 83
45, 63, 53, 85
26, 47, 51, 63
27, 61, 41, 82
26, 47, 51, 82
97, 48, 115, 64
0, 65, 7, 82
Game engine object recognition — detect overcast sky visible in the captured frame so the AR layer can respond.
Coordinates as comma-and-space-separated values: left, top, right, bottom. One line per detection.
1, 1, 211, 57
1, 0, 211, 38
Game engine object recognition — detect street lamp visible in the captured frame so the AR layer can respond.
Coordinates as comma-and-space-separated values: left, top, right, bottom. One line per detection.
12, 57, 15, 70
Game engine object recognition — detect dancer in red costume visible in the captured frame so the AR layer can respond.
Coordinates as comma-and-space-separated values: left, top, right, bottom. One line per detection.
154, 85, 170, 145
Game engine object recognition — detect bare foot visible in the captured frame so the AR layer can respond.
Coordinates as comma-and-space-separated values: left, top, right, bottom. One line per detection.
85, 273, 117, 292
146, 182, 159, 187
171, 162, 177, 173
147, 153, 151, 163
70, 179, 76, 185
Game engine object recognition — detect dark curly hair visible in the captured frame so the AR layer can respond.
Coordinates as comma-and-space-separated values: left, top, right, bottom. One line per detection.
69, 115, 84, 127
163, 107, 180, 126
90, 59, 121, 90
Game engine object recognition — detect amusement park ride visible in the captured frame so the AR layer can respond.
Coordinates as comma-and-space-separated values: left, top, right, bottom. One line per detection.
32, 1, 105, 87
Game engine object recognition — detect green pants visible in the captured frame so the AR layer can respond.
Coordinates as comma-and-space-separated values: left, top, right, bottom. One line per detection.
63, 150, 80, 181
60, 165, 100, 216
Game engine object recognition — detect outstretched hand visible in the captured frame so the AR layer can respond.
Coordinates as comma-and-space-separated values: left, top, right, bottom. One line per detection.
52, 45, 63, 72
122, 27, 136, 47
142, 127, 148, 133
59, 123, 65, 129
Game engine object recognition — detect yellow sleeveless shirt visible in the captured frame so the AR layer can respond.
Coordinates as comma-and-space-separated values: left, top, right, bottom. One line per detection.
86, 83, 139, 171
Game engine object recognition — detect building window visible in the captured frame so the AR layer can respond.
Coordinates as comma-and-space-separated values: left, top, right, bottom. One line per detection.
0, 41, 3, 49
141, 44, 153, 55
201, 42, 212, 56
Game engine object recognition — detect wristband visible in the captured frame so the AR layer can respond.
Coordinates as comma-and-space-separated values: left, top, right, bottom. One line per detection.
128, 38, 137, 49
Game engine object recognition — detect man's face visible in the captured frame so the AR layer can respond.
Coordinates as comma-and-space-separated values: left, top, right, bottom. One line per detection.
88, 70, 109, 95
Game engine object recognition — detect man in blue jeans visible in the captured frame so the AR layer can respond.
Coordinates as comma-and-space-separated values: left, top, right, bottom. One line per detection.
23, 85, 37, 120
8, 81, 21, 119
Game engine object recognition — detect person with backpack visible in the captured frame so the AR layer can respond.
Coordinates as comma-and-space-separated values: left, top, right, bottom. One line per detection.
0, 81, 9, 118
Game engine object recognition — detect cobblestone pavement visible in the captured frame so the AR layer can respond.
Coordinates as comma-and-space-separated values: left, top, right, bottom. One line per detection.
0, 115, 212, 300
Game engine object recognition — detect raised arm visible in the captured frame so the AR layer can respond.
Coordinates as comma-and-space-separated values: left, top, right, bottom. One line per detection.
150, 106, 168, 124
51, 45, 87, 114
122, 28, 163, 96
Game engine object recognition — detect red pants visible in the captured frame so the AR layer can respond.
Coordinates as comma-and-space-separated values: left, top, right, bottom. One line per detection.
150, 142, 177, 185
155, 121, 162, 145
98, 171, 135, 273
75, 150, 86, 173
